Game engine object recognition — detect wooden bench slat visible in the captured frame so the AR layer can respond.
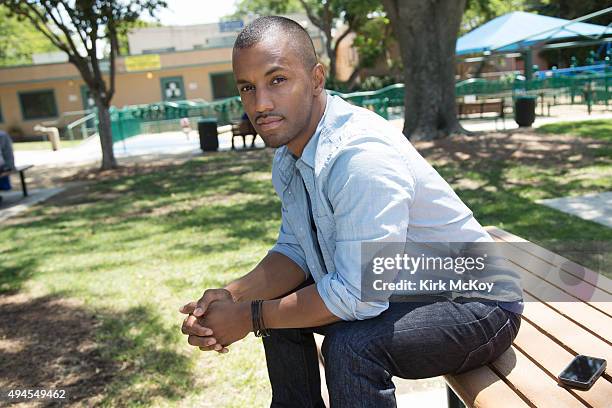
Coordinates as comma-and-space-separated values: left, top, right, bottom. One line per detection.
522, 292, 612, 378
486, 226, 612, 294
444, 366, 531, 408
514, 319, 612, 407
532, 299, 612, 347
490, 239, 612, 316
489, 346, 587, 407
504, 261, 612, 344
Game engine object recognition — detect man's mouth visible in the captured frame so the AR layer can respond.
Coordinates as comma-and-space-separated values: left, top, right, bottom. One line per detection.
256, 117, 284, 131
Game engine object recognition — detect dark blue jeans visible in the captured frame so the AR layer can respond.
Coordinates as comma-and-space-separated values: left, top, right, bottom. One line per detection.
262, 296, 521, 407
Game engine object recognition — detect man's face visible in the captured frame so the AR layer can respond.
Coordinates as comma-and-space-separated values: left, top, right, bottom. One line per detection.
232, 38, 316, 148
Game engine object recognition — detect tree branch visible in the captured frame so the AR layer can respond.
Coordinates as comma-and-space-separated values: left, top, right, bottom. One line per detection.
105, 19, 118, 105
88, 18, 104, 95
57, 0, 89, 50
333, 22, 353, 57
298, 0, 323, 31
381, 0, 400, 38
35, 1, 82, 58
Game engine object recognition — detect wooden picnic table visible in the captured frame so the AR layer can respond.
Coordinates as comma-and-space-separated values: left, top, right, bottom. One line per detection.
314, 226, 611, 407
445, 226, 612, 408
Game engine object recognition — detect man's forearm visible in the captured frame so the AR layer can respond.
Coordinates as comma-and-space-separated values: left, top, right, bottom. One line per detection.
262, 283, 342, 329
224, 251, 306, 302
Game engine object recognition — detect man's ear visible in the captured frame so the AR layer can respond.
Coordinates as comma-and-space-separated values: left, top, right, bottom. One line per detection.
312, 63, 326, 96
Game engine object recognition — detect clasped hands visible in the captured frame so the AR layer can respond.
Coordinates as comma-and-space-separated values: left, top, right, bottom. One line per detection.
179, 288, 251, 353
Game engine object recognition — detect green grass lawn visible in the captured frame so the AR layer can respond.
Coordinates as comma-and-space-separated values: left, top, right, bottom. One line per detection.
434, 120, 611, 273
537, 119, 612, 142
1, 150, 278, 407
0, 121, 610, 406
13, 140, 84, 151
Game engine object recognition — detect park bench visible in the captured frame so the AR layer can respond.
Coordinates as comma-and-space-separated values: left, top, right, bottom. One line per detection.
230, 119, 258, 150
0, 164, 34, 197
315, 226, 612, 407
457, 99, 506, 129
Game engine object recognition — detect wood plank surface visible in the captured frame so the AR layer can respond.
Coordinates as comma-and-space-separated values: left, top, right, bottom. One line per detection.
444, 367, 531, 408
489, 346, 586, 407
514, 319, 612, 408
522, 292, 612, 378
486, 226, 612, 294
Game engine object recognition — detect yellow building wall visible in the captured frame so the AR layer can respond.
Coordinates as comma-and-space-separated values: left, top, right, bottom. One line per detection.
0, 48, 233, 138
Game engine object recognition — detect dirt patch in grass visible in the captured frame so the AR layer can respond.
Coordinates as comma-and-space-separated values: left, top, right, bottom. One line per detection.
0, 293, 118, 407
414, 129, 608, 170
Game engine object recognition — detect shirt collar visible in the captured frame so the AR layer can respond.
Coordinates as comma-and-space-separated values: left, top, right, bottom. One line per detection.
297, 92, 332, 169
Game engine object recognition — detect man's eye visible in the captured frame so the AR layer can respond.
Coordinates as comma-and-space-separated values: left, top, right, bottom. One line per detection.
271, 77, 286, 85
240, 85, 255, 92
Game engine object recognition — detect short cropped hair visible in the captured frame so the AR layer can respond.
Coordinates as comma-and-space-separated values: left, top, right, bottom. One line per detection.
233, 16, 318, 69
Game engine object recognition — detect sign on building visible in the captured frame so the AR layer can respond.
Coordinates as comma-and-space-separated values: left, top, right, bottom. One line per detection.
124, 54, 162, 72
219, 20, 244, 32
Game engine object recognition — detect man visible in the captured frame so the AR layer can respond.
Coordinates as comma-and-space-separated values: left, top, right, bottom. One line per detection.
0, 130, 16, 203
180, 16, 522, 407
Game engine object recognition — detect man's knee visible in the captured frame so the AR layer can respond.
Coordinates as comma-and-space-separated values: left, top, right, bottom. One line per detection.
321, 328, 374, 367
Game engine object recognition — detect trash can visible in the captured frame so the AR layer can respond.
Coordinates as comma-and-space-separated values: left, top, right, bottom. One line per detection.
198, 118, 218, 152
514, 95, 537, 127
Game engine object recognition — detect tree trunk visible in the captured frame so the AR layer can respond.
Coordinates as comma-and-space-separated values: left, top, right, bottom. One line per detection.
383, 0, 466, 141
345, 66, 362, 91
94, 96, 117, 170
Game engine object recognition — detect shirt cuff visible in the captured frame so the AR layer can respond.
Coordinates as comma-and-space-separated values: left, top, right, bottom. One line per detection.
316, 272, 389, 321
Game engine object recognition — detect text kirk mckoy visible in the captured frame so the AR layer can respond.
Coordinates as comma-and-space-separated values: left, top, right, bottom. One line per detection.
372, 279, 495, 293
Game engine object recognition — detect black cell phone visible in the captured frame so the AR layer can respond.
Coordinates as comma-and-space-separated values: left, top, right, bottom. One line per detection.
558, 355, 607, 390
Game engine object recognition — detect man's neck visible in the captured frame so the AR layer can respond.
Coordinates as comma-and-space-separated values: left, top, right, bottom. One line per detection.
286, 93, 327, 158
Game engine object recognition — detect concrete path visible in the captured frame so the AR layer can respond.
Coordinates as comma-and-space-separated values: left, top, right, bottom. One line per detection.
462, 105, 612, 133
537, 192, 612, 228
14, 104, 612, 169
0, 187, 66, 223
14, 128, 265, 168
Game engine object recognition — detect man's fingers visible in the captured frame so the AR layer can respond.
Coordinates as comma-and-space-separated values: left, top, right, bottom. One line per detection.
179, 301, 197, 314
188, 335, 219, 348
198, 344, 229, 353
193, 297, 210, 317
193, 289, 232, 317
181, 315, 213, 336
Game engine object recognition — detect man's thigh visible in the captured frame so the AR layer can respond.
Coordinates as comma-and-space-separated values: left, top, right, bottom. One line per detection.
314, 298, 516, 379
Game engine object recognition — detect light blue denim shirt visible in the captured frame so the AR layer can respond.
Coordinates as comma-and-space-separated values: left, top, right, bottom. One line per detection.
269, 93, 523, 320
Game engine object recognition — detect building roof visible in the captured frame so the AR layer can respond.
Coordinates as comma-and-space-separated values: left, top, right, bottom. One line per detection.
456, 11, 612, 56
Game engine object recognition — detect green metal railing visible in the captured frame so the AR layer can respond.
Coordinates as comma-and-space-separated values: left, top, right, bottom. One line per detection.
102, 70, 611, 142
108, 97, 245, 142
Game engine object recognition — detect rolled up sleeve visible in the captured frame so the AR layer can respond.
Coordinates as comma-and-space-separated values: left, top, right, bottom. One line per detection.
269, 206, 310, 279
316, 140, 416, 320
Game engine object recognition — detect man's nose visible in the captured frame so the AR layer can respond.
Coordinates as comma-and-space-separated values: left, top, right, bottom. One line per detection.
255, 88, 274, 114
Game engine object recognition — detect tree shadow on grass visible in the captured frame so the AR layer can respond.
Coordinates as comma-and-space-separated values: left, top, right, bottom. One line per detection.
0, 293, 194, 407
0, 255, 39, 294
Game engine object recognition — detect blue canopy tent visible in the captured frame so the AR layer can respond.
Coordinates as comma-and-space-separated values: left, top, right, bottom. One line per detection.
456, 10, 612, 79
457, 11, 612, 56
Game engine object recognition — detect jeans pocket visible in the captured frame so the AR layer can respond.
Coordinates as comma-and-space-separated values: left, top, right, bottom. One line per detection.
455, 315, 514, 374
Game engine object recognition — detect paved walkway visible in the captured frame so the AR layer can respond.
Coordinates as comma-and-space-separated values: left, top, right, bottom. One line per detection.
537, 192, 612, 228
0, 187, 66, 223
14, 127, 265, 168
14, 103, 612, 169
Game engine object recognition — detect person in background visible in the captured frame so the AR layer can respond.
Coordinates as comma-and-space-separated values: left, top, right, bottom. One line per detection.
0, 130, 16, 204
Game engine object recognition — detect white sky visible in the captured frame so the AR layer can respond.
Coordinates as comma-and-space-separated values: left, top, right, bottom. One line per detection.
151, 0, 238, 26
